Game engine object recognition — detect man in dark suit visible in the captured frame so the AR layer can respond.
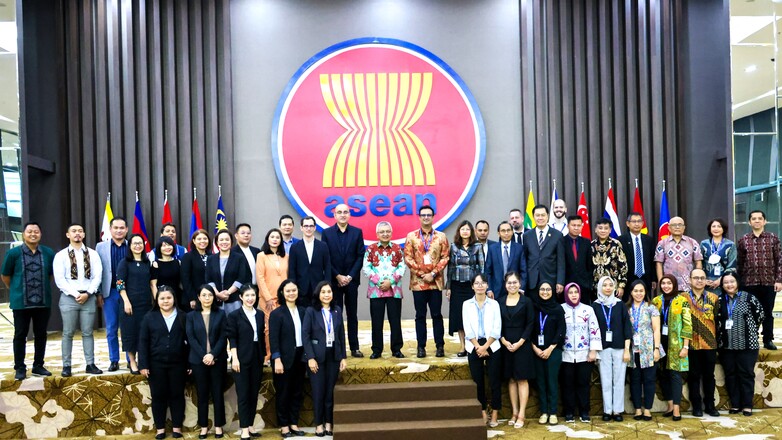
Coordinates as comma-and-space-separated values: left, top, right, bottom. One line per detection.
559, 215, 595, 303
232, 223, 262, 285
475, 220, 496, 272
618, 212, 657, 300
321, 203, 366, 358
288, 217, 332, 308
509, 208, 525, 244
522, 204, 565, 299
485, 221, 525, 300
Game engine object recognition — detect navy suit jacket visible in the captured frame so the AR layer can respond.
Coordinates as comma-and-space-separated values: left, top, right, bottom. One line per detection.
522, 228, 565, 292
269, 305, 306, 370
559, 234, 594, 291
231, 244, 261, 282
205, 251, 250, 303
225, 307, 266, 365
321, 224, 365, 285
302, 305, 347, 364
288, 239, 331, 304
484, 241, 526, 299
185, 308, 227, 364
618, 232, 656, 288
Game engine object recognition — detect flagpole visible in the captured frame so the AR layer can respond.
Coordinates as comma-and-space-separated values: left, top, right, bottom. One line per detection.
193, 187, 197, 201
552, 178, 556, 192
662, 179, 666, 191
135, 190, 139, 202
218, 184, 222, 197
164, 188, 168, 202
608, 177, 612, 189
581, 181, 584, 193
529, 180, 532, 194
635, 178, 638, 189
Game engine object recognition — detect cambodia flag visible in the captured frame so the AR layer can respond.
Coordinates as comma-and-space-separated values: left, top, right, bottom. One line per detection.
658, 188, 670, 241
133, 196, 151, 252
577, 190, 591, 239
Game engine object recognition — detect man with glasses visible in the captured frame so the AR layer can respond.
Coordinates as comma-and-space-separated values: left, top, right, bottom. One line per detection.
683, 268, 720, 417
288, 217, 331, 306
654, 216, 703, 292
404, 205, 450, 358
485, 221, 524, 300
737, 209, 782, 350
618, 212, 656, 300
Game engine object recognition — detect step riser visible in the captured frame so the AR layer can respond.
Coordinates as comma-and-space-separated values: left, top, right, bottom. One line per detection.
334, 404, 479, 424
335, 385, 475, 404
335, 426, 487, 440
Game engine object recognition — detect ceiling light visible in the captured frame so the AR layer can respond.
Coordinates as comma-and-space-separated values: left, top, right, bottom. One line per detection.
745, 65, 758, 72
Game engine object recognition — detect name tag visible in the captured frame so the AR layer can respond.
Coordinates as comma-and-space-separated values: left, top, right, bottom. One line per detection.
423, 254, 432, 265
725, 319, 734, 330
662, 325, 669, 336
708, 254, 721, 265
538, 334, 545, 346
633, 334, 641, 346
605, 331, 613, 343
326, 332, 334, 347
714, 266, 722, 276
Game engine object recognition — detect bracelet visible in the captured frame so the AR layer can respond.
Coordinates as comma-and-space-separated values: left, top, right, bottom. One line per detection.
682, 346, 689, 350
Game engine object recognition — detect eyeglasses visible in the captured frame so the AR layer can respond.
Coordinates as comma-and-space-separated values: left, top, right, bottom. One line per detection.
302, 225, 316, 228
669, 223, 685, 227
473, 281, 487, 286
539, 287, 553, 292
691, 276, 707, 281
419, 214, 433, 218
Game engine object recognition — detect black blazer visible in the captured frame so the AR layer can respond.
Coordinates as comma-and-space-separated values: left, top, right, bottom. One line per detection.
231, 244, 262, 281
522, 228, 565, 292
288, 239, 331, 304
138, 310, 189, 370
205, 252, 250, 302
321, 224, 365, 285
269, 305, 306, 370
185, 309, 228, 365
559, 235, 595, 291
181, 251, 210, 305
499, 295, 534, 342
484, 241, 526, 299
226, 307, 266, 365
302, 305, 347, 364
618, 233, 656, 288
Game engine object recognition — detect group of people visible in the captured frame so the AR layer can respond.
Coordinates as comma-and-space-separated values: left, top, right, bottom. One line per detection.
2, 200, 779, 435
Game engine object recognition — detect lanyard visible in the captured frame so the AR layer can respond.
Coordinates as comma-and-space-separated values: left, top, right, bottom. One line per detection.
419, 229, 434, 253
689, 290, 710, 313
601, 304, 613, 331
662, 298, 671, 325
475, 300, 486, 338
710, 239, 726, 256
631, 304, 642, 332
725, 292, 739, 320
539, 312, 548, 335
321, 308, 333, 335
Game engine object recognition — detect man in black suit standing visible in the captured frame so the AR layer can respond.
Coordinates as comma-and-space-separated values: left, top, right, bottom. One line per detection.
321, 203, 366, 358
475, 220, 496, 272
485, 221, 525, 300
288, 217, 331, 307
509, 208, 525, 244
233, 223, 262, 286
559, 215, 594, 303
522, 204, 565, 299
618, 212, 656, 300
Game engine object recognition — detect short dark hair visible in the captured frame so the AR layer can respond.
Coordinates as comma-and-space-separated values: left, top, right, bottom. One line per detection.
110, 216, 127, 227
626, 212, 643, 222
566, 215, 583, 224
153, 285, 177, 310
312, 281, 334, 310
214, 229, 235, 247
194, 284, 220, 312
706, 217, 728, 238
301, 216, 316, 226
471, 272, 487, 285
279, 214, 294, 226
261, 228, 286, 257
532, 204, 548, 215
238, 283, 258, 307
594, 218, 612, 227
67, 222, 85, 231
497, 221, 511, 231
277, 279, 297, 305
235, 223, 252, 232
475, 220, 489, 229
509, 208, 522, 215
749, 210, 766, 221
418, 205, 434, 216
154, 236, 177, 259
23, 222, 41, 232
503, 271, 521, 283
125, 233, 150, 263
188, 229, 213, 253
159, 222, 177, 234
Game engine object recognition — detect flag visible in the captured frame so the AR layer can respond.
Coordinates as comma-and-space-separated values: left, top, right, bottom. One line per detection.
161, 191, 173, 226
549, 188, 559, 218
632, 187, 648, 235
577, 190, 591, 239
132, 195, 151, 252
189, 196, 203, 240
523, 189, 535, 230
603, 187, 622, 238
213, 193, 228, 252
99, 194, 113, 242
658, 188, 671, 241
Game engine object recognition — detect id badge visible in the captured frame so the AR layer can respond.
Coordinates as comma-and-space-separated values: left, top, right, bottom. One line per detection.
714, 266, 722, 276
725, 319, 734, 330
538, 334, 545, 346
423, 254, 432, 265
605, 331, 613, 342
662, 325, 669, 336
326, 332, 334, 347
633, 334, 641, 346
708, 254, 721, 265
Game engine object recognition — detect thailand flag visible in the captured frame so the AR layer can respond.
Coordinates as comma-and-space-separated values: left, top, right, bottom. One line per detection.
603, 187, 621, 238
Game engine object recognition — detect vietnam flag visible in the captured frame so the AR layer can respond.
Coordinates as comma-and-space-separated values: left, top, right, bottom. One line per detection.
577, 190, 591, 239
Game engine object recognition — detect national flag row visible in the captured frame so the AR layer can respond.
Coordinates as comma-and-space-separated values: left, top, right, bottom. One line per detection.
525, 179, 672, 241
99, 187, 229, 252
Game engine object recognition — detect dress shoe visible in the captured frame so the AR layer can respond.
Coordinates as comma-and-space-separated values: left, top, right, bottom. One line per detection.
642, 415, 653, 421
765, 341, 777, 350
392, 351, 405, 358
290, 428, 305, 436
692, 409, 703, 417
417, 348, 426, 358
31, 366, 51, 377
280, 431, 292, 438
172, 433, 183, 439
580, 414, 590, 422
155, 433, 166, 440
249, 432, 261, 437
729, 408, 740, 414
14, 368, 26, 381
602, 413, 612, 421
672, 415, 682, 421
435, 346, 445, 357
351, 350, 364, 358
662, 410, 673, 417
706, 409, 720, 417
324, 430, 333, 436
456, 350, 468, 357
108, 361, 119, 372
61, 366, 72, 377
613, 414, 623, 422
743, 410, 753, 416
314, 432, 325, 438
215, 432, 224, 439
369, 353, 381, 359
198, 433, 207, 440
633, 414, 643, 421
85, 364, 103, 375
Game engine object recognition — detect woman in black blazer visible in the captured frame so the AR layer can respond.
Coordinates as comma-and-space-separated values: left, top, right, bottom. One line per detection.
138, 285, 190, 440
207, 229, 250, 315
186, 284, 227, 439
303, 281, 347, 437
269, 279, 307, 438
181, 229, 212, 311
226, 284, 266, 440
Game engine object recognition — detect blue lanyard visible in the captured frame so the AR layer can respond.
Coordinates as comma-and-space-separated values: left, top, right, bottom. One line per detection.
631, 304, 642, 333
419, 229, 434, 253
662, 298, 671, 326
710, 239, 726, 257
725, 292, 739, 320
689, 290, 710, 313
321, 308, 333, 335
601, 304, 613, 331
539, 312, 548, 335
475, 301, 485, 338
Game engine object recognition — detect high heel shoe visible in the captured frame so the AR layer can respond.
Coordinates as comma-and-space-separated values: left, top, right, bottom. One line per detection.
509, 412, 518, 425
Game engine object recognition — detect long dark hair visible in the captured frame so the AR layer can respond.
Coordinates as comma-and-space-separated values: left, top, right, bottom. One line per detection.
261, 228, 286, 257
194, 283, 220, 312
452, 220, 477, 247
277, 279, 298, 305
189, 229, 213, 254
312, 281, 333, 310
154, 236, 176, 260
125, 233, 150, 263
625, 279, 650, 306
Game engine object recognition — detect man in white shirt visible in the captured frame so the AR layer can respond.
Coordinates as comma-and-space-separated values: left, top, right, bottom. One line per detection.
549, 199, 568, 234
53, 223, 104, 377
288, 217, 331, 306
233, 223, 261, 285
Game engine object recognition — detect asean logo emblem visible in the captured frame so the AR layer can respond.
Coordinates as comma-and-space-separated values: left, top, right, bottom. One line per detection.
272, 37, 485, 243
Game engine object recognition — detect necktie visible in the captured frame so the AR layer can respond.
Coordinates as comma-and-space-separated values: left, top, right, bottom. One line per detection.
572, 238, 578, 260
538, 230, 544, 246
515, 232, 522, 243
502, 244, 510, 273
635, 236, 644, 277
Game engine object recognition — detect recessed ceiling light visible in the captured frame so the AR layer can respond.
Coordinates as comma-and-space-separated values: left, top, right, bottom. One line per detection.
745, 65, 758, 73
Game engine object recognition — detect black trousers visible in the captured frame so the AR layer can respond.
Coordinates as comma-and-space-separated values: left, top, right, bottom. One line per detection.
332, 282, 359, 351
467, 341, 502, 410
310, 348, 340, 425
560, 361, 593, 416
413, 289, 444, 348
658, 363, 683, 404
687, 349, 717, 411
191, 360, 227, 428
148, 362, 187, 429
720, 348, 758, 409
629, 353, 657, 410
234, 342, 263, 428
273, 348, 306, 427
369, 297, 403, 354
746, 285, 776, 344
13, 307, 50, 370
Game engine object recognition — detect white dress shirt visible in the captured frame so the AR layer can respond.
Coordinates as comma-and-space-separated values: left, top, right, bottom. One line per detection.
462, 296, 502, 352
243, 307, 258, 341
304, 239, 315, 263
239, 245, 257, 284
289, 306, 303, 347
53, 245, 103, 298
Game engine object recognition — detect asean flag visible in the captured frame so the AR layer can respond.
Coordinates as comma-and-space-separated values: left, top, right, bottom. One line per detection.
658, 188, 671, 241
577, 191, 591, 239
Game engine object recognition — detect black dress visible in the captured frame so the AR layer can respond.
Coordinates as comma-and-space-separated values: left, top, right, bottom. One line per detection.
117, 259, 152, 352
181, 251, 209, 309
500, 295, 535, 380
151, 259, 185, 310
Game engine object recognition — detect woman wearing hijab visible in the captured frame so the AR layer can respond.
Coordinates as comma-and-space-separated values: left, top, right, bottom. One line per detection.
499, 271, 534, 428
593, 276, 632, 422
626, 280, 661, 421
531, 279, 565, 426
561, 282, 602, 423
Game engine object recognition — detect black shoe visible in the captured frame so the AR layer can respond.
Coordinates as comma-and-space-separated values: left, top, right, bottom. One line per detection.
662, 410, 673, 417
633, 414, 643, 421
369, 353, 381, 359
706, 409, 720, 417
692, 409, 703, 417
392, 351, 405, 358
765, 341, 777, 350
249, 432, 261, 438
155, 433, 166, 440
108, 361, 119, 372
198, 434, 207, 440
172, 433, 183, 439
290, 428, 305, 436
61, 366, 72, 377
31, 366, 51, 377
351, 350, 364, 358
86, 364, 103, 375
456, 350, 468, 357
743, 410, 753, 416
435, 347, 445, 357
565, 414, 575, 422
215, 434, 224, 439
417, 348, 426, 358
613, 414, 623, 422
729, 408, 740, 414
314, 432, 325, 438
14, 368, 25, 381
672, 415, 682, 421
324, 430, 333, 436
131, 369, 141, 375
580, 414, 590, 422
602, 413, 612, 421
280, 432, 293, 439
643, 415, 653, 421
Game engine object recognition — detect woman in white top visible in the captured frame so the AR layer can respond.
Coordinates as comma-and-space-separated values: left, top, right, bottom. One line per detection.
462, 273, 502, 427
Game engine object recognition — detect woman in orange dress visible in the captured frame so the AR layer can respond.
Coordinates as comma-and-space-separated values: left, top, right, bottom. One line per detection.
256, 228, 289, 361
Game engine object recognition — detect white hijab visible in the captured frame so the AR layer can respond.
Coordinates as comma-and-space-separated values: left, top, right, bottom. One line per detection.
594, 276, 619, 307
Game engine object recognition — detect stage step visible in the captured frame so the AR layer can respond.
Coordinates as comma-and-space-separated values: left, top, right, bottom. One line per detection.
334, 380, 485, 439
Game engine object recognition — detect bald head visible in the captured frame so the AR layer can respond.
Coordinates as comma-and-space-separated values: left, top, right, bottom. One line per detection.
334, 203, 351, 228
669, 216, 685, 238
552, 199, 567, 219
